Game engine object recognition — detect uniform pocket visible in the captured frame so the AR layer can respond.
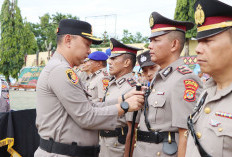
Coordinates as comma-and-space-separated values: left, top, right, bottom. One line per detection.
149, 96, 166, 124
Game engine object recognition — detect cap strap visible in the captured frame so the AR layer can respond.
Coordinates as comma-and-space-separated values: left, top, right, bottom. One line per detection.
198, 21, 232, 32
151, 27, 177, 33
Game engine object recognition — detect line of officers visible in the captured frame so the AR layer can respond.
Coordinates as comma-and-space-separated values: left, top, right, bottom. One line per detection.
34, 0, 232, 157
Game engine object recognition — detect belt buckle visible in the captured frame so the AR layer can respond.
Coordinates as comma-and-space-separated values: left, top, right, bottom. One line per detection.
153, 131, 163, 144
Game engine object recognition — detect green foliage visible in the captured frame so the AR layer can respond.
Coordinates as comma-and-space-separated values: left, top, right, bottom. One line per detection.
174, 0, 197, 38
121, 29, 149, 44
30, 12, 79, 52
0, 0, 37, 81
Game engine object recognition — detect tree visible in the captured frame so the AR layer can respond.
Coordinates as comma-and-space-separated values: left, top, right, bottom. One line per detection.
0, 0, 37, 82
174, 0, 197, 56
30, 12, 79, 52
121, 29, 134, 44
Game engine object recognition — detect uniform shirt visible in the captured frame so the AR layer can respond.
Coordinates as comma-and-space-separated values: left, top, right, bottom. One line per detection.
104, 73, 139, 127
133, 59, 203, 157
75, 69, 89, 84
87, 68, 109, 103
36, 52, 118, 146
186, 78, 232, 157
0, 79, 10, 112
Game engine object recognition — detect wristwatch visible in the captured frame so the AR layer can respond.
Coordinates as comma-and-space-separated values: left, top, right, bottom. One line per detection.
120, 101, 129, 114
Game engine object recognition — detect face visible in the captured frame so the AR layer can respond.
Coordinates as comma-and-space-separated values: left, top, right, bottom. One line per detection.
69, 35, 92, 66
88, 60, 100, 73
196, 30, 232, 76
82, 60, 91, 72
148, 33, 172, 68
108, 55, 126, 77
142, 64, 160, 82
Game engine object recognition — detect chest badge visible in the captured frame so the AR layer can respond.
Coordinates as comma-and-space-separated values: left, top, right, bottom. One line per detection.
209, 119, 221, 127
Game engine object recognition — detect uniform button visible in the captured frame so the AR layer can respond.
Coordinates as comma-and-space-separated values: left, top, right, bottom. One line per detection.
157, 152, 161, 156
218, 128, 223, 132
152, 89, 156, 93
155, 101, 158, 105
114, 142, 117, 147
107, 93, 109, 95
196, 132, 202, 139
204, 107, 211, 114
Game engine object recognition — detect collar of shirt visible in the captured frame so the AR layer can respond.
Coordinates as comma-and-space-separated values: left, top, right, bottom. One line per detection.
205, 78, 232, 103
115, 72, 134, 88
158, 58, 184, 80
52, 51, 70, 67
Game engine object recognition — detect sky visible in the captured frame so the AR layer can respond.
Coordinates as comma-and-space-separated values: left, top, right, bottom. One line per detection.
0, 0, 232, 38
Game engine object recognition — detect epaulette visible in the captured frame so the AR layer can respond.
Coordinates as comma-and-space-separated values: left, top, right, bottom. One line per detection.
127, 78, 137, 87
102, 70, 109, 76
177, 66, 192, 75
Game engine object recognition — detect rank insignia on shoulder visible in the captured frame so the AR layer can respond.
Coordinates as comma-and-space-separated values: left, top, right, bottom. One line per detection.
118, 78, 126, 85
103, 71, 108, 76
96, 70, 101, 74
177, 66, 192, 75
66, 69, 79, 85
127, 78, 136, 87
102, 79, 110, 90
183, 79, 199, 102
162, 67, 172, 77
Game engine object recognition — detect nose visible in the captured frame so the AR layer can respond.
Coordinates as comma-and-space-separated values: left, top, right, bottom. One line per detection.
108, 58, 112, 65
195, 42, 203, 55
148, 42, 152, 50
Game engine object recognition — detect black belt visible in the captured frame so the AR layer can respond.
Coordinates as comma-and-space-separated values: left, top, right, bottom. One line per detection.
40, 138, 100, 157
99, 126, 128, 137
100, 126, 128, 144
137, 130, 176, 144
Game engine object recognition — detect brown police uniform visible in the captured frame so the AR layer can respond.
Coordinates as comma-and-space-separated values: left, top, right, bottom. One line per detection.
99, 73, 138, 157
0, 79, 10, 112
186, 0, 232, 156
87, 68, 110, 103
99, 38, 142, 157
35, 19, 119, 157
133, 59, 203, 157
133, 12, 203, 157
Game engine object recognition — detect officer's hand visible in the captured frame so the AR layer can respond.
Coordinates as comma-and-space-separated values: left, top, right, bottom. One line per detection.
126, 94, 144, 112
123, 87, 146, 100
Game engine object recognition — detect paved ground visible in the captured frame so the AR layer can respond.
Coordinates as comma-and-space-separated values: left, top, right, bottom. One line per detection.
9, 89, 36, 110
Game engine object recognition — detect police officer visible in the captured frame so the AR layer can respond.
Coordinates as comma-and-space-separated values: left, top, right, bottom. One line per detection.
137, 50, 160, 83
99, 38, 142, 157
185, 0, 232, 156
75, 58, 91, 84
133, 12, 203, 157
0, 79, 10, 112
87, 51, 110, 102
34, 19, 144, 157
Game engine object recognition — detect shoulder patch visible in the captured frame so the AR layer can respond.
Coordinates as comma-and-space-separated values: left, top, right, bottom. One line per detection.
102, 78, 110, 90
177, 66, 192, 75
102, 70, 108, 76
127, 78, 137, 87
66, 69, 79, 84
183, 79, 199, 102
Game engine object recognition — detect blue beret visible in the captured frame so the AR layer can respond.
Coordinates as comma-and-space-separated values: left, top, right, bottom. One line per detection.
88, 51, 108, 61
105, 48, 111, 56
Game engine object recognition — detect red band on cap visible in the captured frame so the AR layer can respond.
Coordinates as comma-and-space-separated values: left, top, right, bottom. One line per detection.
151, 24, 186, 31
202, 16, 232, 26
112, 47, 137, 54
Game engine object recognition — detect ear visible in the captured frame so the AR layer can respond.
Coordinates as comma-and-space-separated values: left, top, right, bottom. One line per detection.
63, 34, 72, 48
170, 39, 180, 52
123, 58, 131, 68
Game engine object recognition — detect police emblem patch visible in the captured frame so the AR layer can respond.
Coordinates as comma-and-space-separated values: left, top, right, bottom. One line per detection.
66, 69, 79, 84
102, 79, 109, 90
195, 4, 205, 25
140, 55, 147, 63
183, 79, 199, 102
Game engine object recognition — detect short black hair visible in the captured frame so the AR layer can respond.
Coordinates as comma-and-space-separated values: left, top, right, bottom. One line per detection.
168, 31, 186, 52
122, 53, 136, 69
57, 35, 65, 45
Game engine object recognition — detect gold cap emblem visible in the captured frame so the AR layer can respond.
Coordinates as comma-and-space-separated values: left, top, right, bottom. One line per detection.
195, 4, 205, 25
149, 14, 154, 28
110, 41, 113, 50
